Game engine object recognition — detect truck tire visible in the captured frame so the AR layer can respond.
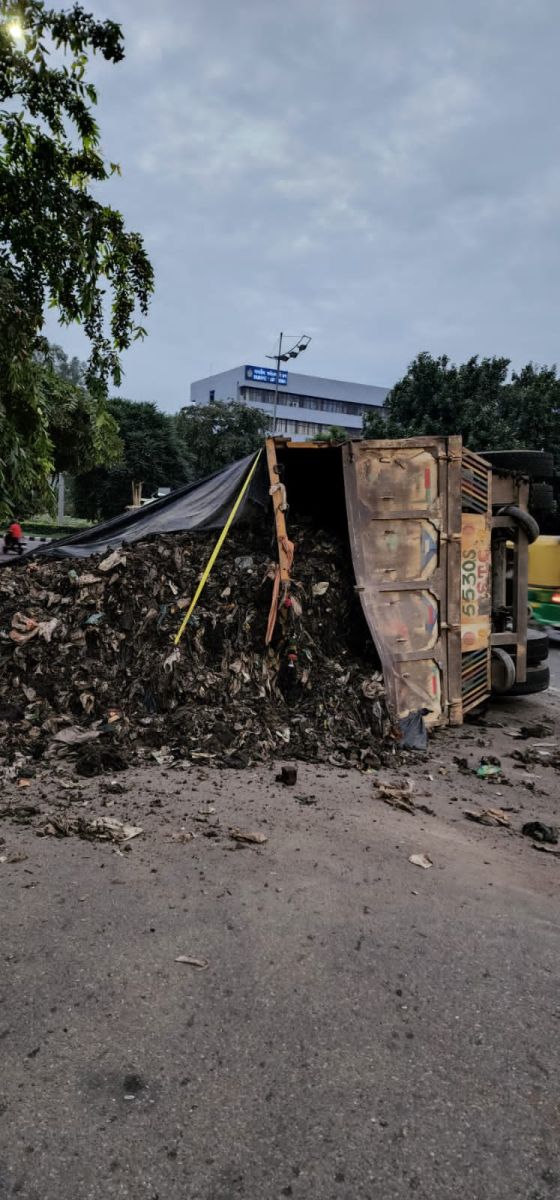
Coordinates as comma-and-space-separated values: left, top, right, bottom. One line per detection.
498, 505, 540, 544
508, 664, 550, 696
482, 450, 554, 479
526, 628, 550, 664
506, 628, 549, 666
530, 481, 556, 514
491, 648, 516, 694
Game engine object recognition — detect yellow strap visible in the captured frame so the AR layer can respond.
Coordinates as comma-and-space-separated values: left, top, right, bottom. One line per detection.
174, 449, 263, 646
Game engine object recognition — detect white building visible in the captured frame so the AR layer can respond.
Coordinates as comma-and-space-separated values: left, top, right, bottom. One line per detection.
190, 364, 388, 439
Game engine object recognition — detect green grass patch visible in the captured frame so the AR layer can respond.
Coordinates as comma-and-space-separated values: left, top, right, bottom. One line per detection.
24, 515, 93, 538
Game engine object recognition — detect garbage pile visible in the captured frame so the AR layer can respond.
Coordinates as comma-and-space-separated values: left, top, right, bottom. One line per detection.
0, 523, 391, 772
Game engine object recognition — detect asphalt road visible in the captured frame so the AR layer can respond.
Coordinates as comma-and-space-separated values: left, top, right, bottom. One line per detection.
1, 689, 559, 1200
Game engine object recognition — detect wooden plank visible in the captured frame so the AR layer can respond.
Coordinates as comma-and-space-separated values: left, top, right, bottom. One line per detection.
514, 528, 528, 683
491, 540, 507, 610
491, 475, 518, 506
265, 437, 291, 583
446, 437, 463, 724
491, 631, 522, 646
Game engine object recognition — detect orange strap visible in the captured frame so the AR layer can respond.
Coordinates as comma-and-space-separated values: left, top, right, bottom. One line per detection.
265, 536, 294, 645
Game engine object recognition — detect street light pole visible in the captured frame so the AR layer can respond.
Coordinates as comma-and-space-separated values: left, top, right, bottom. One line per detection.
272, 331, 283, 434
266, 332, 311, 436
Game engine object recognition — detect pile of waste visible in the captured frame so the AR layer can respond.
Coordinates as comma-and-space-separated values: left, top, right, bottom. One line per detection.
0, 524, 391, 773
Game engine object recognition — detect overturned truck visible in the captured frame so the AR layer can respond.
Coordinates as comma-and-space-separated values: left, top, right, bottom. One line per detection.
266, 434, 545, 728
1, 436, 546, 758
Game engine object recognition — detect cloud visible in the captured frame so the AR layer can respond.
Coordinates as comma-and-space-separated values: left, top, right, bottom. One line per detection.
49, 0, 560, 408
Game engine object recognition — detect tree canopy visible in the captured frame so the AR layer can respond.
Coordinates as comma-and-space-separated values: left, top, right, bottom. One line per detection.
0, 1, 154, 520
175, 401, 269, 480
312, 424, 348, 443
40, 344, 122, 479
73, 398, 188, 521
364, 352, 560, 464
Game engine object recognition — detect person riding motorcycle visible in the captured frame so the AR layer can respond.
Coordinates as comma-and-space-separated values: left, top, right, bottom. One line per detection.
3, 519, 24, 554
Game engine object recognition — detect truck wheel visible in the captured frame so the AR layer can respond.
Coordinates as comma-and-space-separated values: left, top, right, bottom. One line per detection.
491, 648, 516, 694
482, 450, 554, 479
508, 664, 550, 696
498, 505, 540, 544
505, 628, 549, 667
526, 628, 549, 664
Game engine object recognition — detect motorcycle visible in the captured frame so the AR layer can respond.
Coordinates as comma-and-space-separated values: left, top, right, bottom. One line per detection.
3, 533, 25, 556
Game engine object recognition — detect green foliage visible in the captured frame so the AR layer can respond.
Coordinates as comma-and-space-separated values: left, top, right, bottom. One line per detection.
0, 1, 154, 521
41, 344, 122, 476
366, 352, 560, 464
73, 398, 189, 520
312, 424, 348, 443
175, 401, 269, 480
360, 408, 387, 439
498, 363, 560, 466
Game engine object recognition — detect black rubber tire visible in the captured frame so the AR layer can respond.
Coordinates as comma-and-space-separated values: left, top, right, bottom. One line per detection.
508, 664, 550, 696
530, 481, 556, 514
482, 450, 554, 480
506, 628, 550, 666
491, 648, 516, 694
498, 505, 540, 544
526, 628, 550, 664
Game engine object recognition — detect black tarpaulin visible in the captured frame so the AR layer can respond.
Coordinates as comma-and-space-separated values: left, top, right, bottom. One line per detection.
3, 451, 268, 564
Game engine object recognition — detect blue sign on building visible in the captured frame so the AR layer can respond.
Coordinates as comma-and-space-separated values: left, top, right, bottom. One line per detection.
245, 364, 288, 386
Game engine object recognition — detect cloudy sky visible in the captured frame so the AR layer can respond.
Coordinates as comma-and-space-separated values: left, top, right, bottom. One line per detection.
52, 0, 560, 409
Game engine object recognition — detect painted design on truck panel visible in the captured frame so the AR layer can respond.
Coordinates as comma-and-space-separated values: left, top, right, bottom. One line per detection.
461, 514, 491, 651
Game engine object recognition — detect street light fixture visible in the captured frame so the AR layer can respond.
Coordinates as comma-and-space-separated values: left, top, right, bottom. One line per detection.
266, 332, 311, 434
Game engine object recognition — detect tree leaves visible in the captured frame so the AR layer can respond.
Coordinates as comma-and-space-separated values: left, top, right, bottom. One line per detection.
365, 352, 560, 467
175, 402, 269, 481
0, 1, 153, 520
73, 399, 189, 521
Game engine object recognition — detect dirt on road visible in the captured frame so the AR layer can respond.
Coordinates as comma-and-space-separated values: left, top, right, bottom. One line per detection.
0, 685, 559, 1200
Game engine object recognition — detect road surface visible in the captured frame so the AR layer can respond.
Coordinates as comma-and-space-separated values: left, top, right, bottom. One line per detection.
0, 688, 559, 1200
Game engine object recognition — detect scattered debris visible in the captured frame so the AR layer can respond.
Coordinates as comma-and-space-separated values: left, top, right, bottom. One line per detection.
399, 710, 428, 751
464, 807, 511, 827
276, 765, 298, 786
174, 955, 209, 969
374, 779, 435, 816
0, 802, 40, 824
0, 525, 391, 771
476, 758, 502, 779
521, 821, 558, 845
38, 814, 143, 843
52, 727, 101, 746
512, 747, 560, 769
408, 853, 433, 869
518, 722, 554, 740
376, 780, 415, 813
100, 779, 129, 796
229, 829, 268, 845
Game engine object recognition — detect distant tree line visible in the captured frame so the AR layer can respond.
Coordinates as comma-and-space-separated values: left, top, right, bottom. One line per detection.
22, 346, 560, 525
69, 387, 268, 521
363, 352, 560, 468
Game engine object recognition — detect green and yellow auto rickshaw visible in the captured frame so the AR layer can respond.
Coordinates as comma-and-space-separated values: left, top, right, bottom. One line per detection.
529, 535, 560, 638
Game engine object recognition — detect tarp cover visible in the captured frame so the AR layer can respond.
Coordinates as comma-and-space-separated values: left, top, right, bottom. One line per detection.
3, 452, 268, 564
